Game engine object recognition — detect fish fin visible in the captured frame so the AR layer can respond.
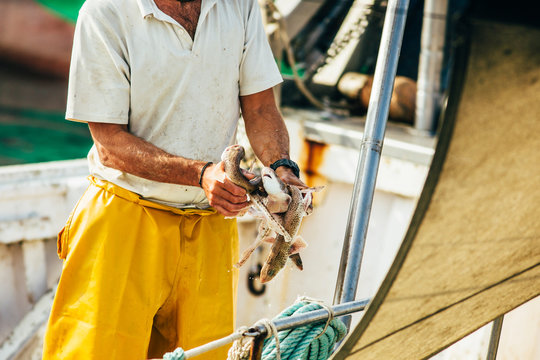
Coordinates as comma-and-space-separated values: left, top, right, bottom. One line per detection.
300, 185, 325, 214
288, 236, 308, 255
289, 253, 304, 270
248, 207, 265, 218
234, 239, 264, 268
263, 236, 276, 244
300, 186, 326, 193
302, 192, 313, 215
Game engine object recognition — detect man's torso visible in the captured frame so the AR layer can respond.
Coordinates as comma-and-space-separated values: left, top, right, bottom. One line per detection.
67, 0, 282, 207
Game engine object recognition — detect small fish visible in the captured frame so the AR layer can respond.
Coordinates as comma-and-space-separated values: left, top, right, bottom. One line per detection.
221, 144, 261, 192
261, 167, 291, 213
222, 145, 324, 280
259, 185, 309, 283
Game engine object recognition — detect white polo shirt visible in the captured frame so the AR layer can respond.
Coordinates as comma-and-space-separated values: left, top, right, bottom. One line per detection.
66, 0, 282, 208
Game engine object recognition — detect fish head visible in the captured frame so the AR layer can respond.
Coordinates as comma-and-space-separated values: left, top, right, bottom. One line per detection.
221, 144, 244, 162
261, 167, 287, 195
259, 264, 280, 283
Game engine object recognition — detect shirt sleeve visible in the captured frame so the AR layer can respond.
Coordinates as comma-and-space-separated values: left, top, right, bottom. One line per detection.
238, 0, 283, 96
65, 2, 130, 124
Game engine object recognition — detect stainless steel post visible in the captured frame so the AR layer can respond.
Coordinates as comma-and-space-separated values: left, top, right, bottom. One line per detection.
332, 0, 410, 329
414, 0, 448, 133
486, 316, 504, 360
181, 299, 370, 359
252, 298, 370, 335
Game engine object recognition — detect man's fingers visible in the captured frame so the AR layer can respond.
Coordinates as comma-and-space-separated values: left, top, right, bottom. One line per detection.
203, 174, 247, 202
212, 186, 249, 206
202, 161, 253, 216
211, 198, 250, 217
206, 187, 250, 212
213, 205, 236, 217
213, 205, 237, 217
221, 178, 249, 197
275, 167, 308, 188
287, 177, 308, 189
280, 173, 308, 189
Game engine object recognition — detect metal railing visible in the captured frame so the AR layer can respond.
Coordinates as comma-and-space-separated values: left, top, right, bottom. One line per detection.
332, 0, 411, 329
414, 0, 449, 133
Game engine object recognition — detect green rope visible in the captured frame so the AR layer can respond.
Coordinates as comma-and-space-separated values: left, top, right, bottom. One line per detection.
261, 300, 347, 360
163, 348, 185, 360
162, 300, 347, 360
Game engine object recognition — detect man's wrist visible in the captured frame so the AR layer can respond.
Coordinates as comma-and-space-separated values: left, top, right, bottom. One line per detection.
270, 158, 300, 178
198, 161, 213, 188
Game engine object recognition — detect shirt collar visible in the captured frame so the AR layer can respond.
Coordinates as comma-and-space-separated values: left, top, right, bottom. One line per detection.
136, 0, 157, 19
136, 0, 218, 20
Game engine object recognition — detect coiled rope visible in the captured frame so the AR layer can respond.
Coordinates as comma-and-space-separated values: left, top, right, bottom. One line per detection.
162, 297, 347, 360
259, 297, 347, 360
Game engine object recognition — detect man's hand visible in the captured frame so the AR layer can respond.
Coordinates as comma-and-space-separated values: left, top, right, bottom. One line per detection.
275, 166, 317, 213
200, 161, 252, 217
275, 166, 307, 189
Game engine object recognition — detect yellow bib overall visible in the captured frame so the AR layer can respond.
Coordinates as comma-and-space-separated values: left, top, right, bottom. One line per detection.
43, 177, 239, 359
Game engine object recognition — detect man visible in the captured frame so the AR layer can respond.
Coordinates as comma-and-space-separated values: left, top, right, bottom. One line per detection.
43, 0, 304, 358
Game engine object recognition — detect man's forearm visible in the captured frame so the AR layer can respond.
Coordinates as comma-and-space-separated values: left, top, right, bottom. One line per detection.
89, 123, 206, 187
88, 122, 251, 216
241, 89, 290, 166
244, 104, 290, 166
241, 88, 307, 188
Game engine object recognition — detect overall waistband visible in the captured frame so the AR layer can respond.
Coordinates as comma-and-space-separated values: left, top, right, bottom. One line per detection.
89, 176, 217, 216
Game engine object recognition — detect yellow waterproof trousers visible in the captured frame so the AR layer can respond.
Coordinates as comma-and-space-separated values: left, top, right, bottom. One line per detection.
43, 177, 239, 359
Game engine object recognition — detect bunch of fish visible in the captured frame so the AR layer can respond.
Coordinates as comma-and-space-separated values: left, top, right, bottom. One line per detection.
221, 144, 323, 283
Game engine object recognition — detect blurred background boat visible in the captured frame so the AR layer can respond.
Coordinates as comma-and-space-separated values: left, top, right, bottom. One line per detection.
0, 0, 538, 359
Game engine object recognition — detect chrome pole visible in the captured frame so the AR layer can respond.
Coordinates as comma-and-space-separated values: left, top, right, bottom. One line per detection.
414, 0, 448, 133
249, 298, 370, 336
486, 316, 504, 360
332, 0, 410, 329
181, 299, 370, 359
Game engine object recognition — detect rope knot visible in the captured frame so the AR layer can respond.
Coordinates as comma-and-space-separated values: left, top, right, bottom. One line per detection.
227, 326, 252, 360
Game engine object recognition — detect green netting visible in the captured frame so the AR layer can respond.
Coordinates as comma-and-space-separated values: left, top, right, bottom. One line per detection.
34, 0, 85, 23
0, 107, 93, 166
279, 58, 306, 79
